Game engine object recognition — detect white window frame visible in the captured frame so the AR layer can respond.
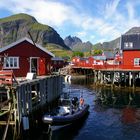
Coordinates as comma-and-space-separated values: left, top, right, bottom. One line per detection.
86, 60, 89, 64
134, 58, 140, 66
4, 57, 19, 69
124, 42, 133, 48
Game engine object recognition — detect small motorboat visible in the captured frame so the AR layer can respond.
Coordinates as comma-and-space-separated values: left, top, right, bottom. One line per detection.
42, 96, 89, 126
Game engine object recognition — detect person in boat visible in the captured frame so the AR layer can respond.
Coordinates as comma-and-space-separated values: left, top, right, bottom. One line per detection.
79, 95, 84, 109
72, 97, 79, 107
71, 97, 79, 113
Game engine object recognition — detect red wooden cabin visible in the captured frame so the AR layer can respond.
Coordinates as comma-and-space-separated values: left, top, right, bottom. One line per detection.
71, 57, 80, 67
0, 37, 54, 77
121, 34, 140, 70
51, 57, 66, 72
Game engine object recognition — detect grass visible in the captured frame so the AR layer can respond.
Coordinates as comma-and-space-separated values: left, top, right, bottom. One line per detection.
30, 23, 52, 31
0, 13, 36, 23
45, 43, 73, 58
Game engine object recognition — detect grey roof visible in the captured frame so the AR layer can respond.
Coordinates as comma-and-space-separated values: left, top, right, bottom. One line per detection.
80, 57, 88, 61
103, 51, 115, 59
93, 55, 106, 60
51, 57, 64, 61
121, 34, 140, 50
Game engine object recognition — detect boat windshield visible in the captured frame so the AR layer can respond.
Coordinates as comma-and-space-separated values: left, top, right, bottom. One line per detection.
59, 99, 71, 106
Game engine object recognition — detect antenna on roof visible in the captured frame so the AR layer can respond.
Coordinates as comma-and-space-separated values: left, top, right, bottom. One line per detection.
27, 31, 37, 47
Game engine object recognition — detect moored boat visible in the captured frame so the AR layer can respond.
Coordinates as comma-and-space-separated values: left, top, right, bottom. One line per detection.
42, 96, 89, 126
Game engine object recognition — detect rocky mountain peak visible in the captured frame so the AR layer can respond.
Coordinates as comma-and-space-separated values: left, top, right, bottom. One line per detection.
0, 13, 70, 50
64, 35, 82, 49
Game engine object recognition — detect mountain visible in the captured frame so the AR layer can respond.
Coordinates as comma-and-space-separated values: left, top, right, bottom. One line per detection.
0, 13, 70, 50
64, 36, 93, 52
93, 27, 140, 50
64, 35, 82, 49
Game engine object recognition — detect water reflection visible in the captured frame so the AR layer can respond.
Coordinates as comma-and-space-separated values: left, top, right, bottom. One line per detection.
48, 113, 89, 140
122, 107, 137, 124
33, 78, 140, 140
95, 87, 140, 108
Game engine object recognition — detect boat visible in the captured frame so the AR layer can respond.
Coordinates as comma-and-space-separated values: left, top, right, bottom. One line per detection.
42, 96, 89, 126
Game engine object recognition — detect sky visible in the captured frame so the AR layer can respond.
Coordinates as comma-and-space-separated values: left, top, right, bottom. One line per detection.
0, 0, 140, 44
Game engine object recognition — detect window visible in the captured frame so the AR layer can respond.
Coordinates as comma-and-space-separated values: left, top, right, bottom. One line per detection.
134, 58, 140, 66
124, 42, 133, 48
4, 57, 19, 69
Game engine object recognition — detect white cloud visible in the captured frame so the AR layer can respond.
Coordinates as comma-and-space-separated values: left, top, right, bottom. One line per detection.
76, 31, 87, 38
126, 2, 135, 20
0, 0, 140, 44
90, 35, 95, 40
0, 0, 82, 27
104, 0, 121, 19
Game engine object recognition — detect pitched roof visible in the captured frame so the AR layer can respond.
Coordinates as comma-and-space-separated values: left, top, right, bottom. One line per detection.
51, 57, 64, 61
0, 37, 55, 57
93, 55, 106, 60
121, 34, 140, 50
103, 51, 115, 59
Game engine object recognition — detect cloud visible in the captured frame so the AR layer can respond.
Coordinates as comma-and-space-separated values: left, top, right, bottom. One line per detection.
0, 0, 140, 44
104, 0, 121, 19
126, 2, 135, 20
0, 0, 80, 27
76, 31, 87, 38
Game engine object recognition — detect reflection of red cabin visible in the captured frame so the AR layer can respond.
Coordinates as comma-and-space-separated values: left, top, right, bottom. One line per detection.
0, 37, 54, 77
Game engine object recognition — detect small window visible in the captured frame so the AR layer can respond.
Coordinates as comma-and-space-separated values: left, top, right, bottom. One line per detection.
4, 57, 19, 69
134, 58, 140, 66
77, 59, 80, 62
124, 42, 129, 48
124, 42, 133, 48
129, 42, 133, 48
86, 60, 89, 64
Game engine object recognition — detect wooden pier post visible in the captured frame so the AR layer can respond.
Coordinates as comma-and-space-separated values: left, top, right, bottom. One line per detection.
132, 72, 135, 90
94, 70, 97, 84
110, 72, 114, 88
129, 72, 132, 87
100, 72, 104, 84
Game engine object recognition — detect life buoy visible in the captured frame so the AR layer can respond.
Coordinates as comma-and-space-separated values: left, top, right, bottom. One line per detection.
80, 98, 84, 105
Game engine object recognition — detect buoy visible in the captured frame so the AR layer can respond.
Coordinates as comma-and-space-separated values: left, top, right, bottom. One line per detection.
64, 75, 68, 83
68, 75, 71, 84
22, 116, 29, 130
64, 75, 71, 84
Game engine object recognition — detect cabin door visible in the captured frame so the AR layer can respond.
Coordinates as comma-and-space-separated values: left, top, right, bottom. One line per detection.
38, 58, 46, 75
30, 57, 38, 74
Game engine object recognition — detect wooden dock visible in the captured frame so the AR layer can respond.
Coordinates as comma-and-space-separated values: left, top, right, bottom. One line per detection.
70, 66, 140, 89
0, 75, 63, 140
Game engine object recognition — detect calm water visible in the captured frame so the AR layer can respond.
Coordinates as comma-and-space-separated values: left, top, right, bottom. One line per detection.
38, 79, 140, 140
